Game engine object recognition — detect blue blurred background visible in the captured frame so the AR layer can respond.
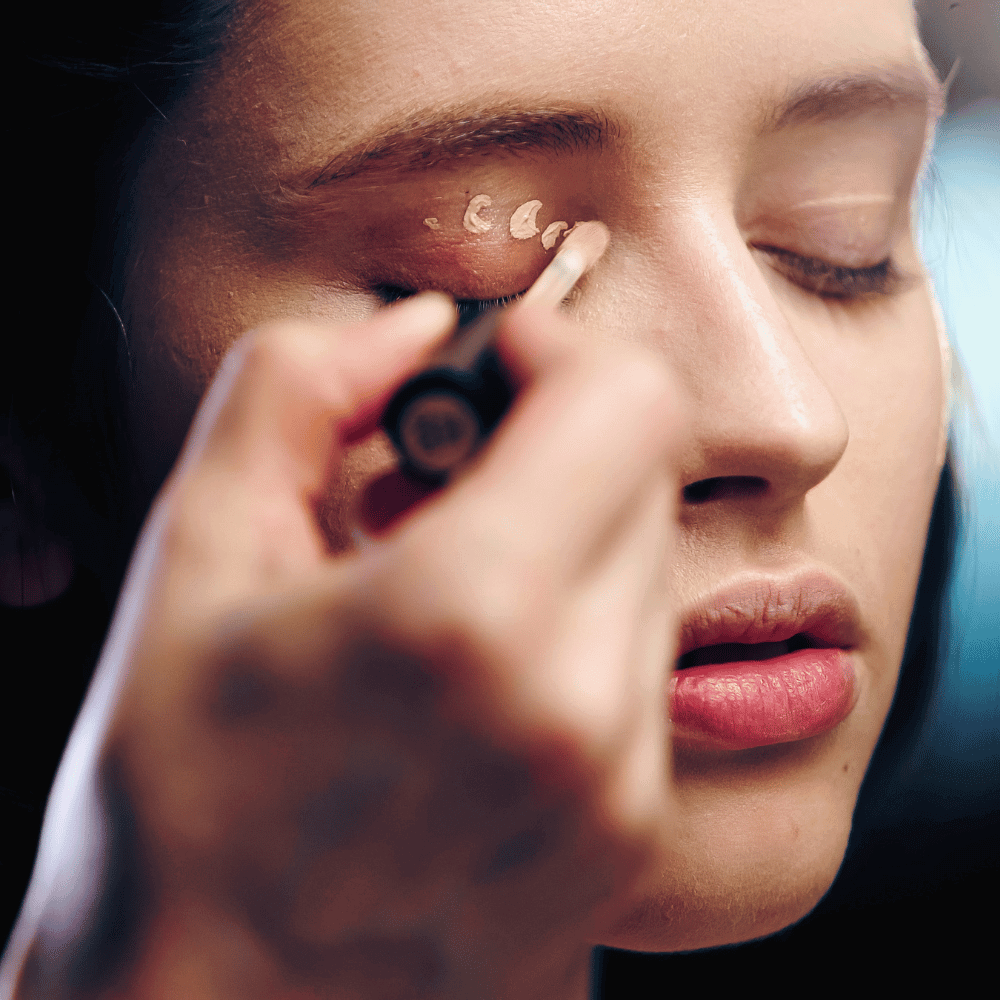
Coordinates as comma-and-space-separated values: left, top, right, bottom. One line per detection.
915, 1, 998, 822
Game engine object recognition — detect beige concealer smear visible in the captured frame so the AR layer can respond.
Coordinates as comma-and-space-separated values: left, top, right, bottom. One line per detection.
463, 195, 493, 233
423, 217, 442, 230
509, 200, 543, 239
541, 221, 568, 250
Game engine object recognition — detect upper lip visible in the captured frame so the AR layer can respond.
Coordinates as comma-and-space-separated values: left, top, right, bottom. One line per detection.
676, 570, 864, 660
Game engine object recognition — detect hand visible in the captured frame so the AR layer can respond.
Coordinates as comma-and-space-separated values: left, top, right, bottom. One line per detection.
5, 294, 685, 1000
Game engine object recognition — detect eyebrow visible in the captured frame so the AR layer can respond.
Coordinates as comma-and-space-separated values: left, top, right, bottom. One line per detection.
290, 65, 941, 192
765, 66, 944, 132
305, 107, 614, 187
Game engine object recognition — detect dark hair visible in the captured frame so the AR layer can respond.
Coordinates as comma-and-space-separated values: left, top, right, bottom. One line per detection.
6, 3, 236, 600
3, 4, 240, 941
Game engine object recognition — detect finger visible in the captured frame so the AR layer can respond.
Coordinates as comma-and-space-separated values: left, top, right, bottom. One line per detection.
349, 304, 606, 540
436, 305, 688, 581
359, 305, 685, 686
540, 472, 676, 831
361, 413, 679, 766
158, 293, 455, 590
489, 302, 581, 386
183, 292, 455, 494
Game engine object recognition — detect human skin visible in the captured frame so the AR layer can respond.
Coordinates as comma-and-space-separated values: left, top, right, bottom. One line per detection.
2, 0, 946, 997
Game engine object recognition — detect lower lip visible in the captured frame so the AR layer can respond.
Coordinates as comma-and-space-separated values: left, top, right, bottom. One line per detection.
669, 648, 856, 750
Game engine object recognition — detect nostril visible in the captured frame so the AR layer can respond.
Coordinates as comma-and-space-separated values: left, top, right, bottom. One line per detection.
683, 476, 768, 504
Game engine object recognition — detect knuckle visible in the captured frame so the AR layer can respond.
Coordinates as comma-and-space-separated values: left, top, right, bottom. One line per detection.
239, 322, 327, 389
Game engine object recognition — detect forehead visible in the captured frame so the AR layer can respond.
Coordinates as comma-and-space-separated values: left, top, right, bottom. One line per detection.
212, 0, 925, 173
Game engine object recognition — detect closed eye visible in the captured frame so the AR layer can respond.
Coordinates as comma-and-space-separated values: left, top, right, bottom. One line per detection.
756, 246, 907, 300
376, 247, 905, 316
374, 285, 527, 326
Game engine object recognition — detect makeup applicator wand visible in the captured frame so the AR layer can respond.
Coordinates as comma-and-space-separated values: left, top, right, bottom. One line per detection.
381, 221, 610, 483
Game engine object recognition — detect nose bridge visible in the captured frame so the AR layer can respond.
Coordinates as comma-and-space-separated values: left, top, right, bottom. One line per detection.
657, 207, 850, 506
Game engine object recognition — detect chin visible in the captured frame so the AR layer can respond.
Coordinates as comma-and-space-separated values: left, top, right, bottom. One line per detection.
599, 802, 853, 954
601, 869, 843, 955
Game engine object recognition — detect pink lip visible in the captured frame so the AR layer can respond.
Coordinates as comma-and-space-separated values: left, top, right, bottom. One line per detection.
670, 572, 863, 750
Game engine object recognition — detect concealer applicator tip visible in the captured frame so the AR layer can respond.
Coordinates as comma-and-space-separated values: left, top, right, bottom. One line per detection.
383, 221, 611, 482
520, 220, 610, 308
561, 220, 611, 271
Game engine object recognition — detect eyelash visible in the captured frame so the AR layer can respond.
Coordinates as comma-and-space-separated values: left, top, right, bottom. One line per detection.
374, 249, 903, 316
756, 246, 905, 300
375, 285, 527, 324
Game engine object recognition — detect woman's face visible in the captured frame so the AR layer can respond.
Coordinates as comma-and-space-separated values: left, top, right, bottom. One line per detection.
123, 0, 945, 951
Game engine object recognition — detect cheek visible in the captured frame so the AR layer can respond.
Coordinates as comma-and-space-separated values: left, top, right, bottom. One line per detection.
810, 285, 944, 732
835, 289, 944, 601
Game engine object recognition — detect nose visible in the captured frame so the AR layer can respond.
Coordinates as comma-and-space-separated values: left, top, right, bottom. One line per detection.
642, 211, 850, 512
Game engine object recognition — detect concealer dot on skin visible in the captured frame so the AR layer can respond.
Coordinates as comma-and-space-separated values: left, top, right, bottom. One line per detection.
423, 217, 442, 230
541, 221, 569, 250
509, 200, 542, 239
463, 194, 493, 233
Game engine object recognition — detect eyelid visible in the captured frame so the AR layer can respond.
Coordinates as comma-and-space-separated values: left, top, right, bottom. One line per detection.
754, 245, 907, 299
